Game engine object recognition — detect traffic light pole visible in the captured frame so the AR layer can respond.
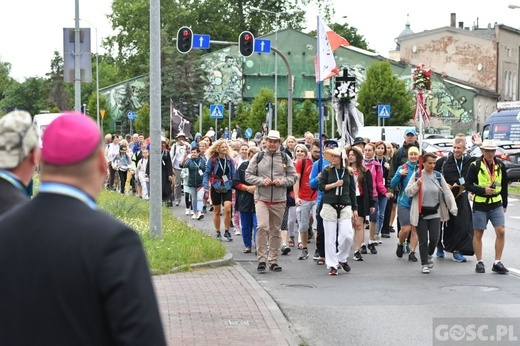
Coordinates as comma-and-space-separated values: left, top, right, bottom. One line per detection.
172, 38, 294, 135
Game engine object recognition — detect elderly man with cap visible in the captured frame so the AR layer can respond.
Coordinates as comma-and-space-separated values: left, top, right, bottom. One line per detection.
0, 113, 166, 345
464, 139, 509, 275
352, 136, 366, 150
246, 130, 297, 273
170, 131, 191, 206
0, 110, 40, 215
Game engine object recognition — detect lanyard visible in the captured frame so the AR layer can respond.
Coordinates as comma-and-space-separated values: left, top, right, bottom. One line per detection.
334, 167, 345, 181
38, 182, 97, 210
218, 157, 227, 174
454, 157, 463, 177
0, 170, 27, 197
483, 158, 495, 183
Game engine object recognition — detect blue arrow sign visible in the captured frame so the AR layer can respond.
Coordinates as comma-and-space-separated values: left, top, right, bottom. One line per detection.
245, 128, 253, 139
210, 104, 224, 119
254, 39, 271, 53
378, 104, 390, 119
192, 34, 210, 49
127, 111, 136, 120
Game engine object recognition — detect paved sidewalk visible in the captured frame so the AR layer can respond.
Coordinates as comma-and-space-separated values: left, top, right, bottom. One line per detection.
153, 206, 300, 345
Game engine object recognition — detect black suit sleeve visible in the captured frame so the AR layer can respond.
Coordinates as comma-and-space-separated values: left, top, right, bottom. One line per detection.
97, 229, 166, 345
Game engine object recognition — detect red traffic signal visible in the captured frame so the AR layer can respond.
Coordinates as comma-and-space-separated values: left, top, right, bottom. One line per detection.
176, 26, 193, 54
238, 31, 255, 57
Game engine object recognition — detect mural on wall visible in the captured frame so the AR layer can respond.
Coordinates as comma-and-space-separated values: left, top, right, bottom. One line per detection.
424, 87, 473, 134
201, 48, 244, 104
100, 76, 147, 121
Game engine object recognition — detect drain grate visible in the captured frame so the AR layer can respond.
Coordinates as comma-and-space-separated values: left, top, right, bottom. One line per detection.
229, 319, 249, 326
441, 285, 500, 292
281, 284, 316, 288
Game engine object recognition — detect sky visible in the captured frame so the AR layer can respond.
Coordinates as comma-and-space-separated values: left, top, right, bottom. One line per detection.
1, 0, 520, 82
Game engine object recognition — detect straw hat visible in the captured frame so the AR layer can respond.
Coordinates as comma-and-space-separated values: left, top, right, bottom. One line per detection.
323, 147, 343, 163
480, 139, 497, 150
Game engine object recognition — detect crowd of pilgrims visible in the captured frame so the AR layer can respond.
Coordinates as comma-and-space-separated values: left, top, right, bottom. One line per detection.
103, 128, 487, 275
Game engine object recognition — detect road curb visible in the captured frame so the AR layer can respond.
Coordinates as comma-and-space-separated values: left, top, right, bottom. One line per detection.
169, 250, 235, 273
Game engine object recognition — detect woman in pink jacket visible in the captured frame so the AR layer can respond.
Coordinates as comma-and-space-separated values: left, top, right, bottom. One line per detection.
363, 143, 390, 253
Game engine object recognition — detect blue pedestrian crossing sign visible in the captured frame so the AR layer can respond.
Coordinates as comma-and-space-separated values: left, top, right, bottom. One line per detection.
378, 104, 390, 119
254, 39, 271, 53
193, 34, 210, 49
210, 104, 224, 119
245, 128, 253, 139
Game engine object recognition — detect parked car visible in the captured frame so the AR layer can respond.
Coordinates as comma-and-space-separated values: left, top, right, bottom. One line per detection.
424, 139, 453, 152
469, 141, 520, 183
421, 141, 450, 159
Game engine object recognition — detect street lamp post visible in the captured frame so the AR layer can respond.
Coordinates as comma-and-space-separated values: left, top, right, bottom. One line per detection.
250, 7, 304, 132
81, 19, 100, 130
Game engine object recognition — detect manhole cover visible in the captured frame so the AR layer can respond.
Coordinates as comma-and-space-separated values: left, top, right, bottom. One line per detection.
281, 284, 315, 288
229, 319, 249, 326
441, 285, 500, 292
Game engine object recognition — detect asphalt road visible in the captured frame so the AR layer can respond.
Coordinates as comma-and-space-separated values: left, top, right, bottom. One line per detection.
175, 197, 520, 346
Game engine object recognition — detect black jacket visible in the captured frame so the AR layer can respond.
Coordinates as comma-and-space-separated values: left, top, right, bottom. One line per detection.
0, 193, 166, 345
0, 176, 28, 216
233, 160, 255, 212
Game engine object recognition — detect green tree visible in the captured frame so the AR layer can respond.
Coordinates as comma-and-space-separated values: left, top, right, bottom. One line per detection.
0, 59, 14, 105
46, 51, 72, 111
135, 102, 150, 137
0, 77, 50, 115
357, 61, 414, 126
293, 100, 318, 136
247, 88, 274, 133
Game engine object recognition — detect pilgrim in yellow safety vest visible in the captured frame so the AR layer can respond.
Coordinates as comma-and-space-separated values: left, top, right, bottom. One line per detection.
471, 158, 503, 204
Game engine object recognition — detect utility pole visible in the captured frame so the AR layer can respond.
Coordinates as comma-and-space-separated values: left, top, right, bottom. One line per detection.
74, 0, 81, 112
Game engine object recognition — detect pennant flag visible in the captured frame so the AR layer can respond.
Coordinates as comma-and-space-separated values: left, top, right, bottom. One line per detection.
414, 91, 431, 124
315, 16, 350, 83
170, 99, 192, 138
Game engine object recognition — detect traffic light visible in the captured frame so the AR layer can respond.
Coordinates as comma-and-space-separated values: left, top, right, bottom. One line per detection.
238, 31, 254, 57
81, 104, 89, 115
229, 102, 237, 119
176, 26, 193, 54
191, 103, 200, 117
372, 104, 379, 117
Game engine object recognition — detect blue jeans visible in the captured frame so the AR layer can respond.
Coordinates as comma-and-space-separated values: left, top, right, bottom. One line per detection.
369, 195, 387, 235
240, 211, 257, 249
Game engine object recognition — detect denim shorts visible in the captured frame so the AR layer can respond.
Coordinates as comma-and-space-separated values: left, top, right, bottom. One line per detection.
473, 207, 505, 230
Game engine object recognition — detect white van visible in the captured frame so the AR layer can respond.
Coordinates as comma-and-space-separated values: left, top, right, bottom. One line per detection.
32, 113, 63, 148
356, 126, 406, 144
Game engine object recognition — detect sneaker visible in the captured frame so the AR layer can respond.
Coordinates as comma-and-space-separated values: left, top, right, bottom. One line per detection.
453, 252, 467, 262
353, 251, 364, 261
475, 262, 485, 273
235, 229, 241, 236
298, 249, 309, 260
381, 234, 391, 238
422, 266, 430, 274
396, 244, 404, 258
375, 235, 382, 244
209, 206, 214, 212
427, 255, 434, 269
185, 208, 191, 215
436, 248, 445, 258
281, 245, 291, 255
367, 243, 378, 254
313, 249, 320, 260
329, 267, 338, 276
216, 232, 222, 240
338, 261, 351, 273
175, 201, 180, 206
202, 206, 207, 213
492, 262, 509, 274
257, 262, 267, 272
223, 231, 233, 242
389, 226, 396, 233
191, 213, 196, 220
360, 244, 368, 254
408, 252, 418, 262
196, 212, 204, 220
